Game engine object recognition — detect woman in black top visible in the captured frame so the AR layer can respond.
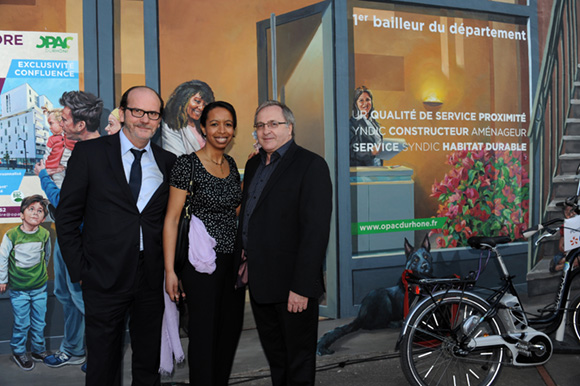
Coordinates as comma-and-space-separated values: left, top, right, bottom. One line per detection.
163, 101, 244, 385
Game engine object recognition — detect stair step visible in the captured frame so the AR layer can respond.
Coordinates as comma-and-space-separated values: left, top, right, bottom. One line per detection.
527, 257, 580, 296
566, 118, 580, 135
558, 153, 580, 173
527, 258, 560, 296
545, 208, 568, 225
563, 135, 580, 153
559, 153, 580, 160
546, 202, 567, 222
547, 197, 580, 208
572, 100, 580, 117
553, 174, 580, 182
543, 240, 560, 255
547, 199, 566, 211
552, 174, 580, 196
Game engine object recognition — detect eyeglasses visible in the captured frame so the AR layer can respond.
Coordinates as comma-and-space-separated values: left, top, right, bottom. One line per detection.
125, 107, 161, 121
253, 121, 287, 130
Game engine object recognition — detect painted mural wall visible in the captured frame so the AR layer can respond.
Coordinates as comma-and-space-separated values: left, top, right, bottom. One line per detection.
0, 0, 563, 381
349, 5, 530, 250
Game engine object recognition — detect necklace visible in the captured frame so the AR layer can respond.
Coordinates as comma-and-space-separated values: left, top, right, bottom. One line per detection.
204, 149, 225, 173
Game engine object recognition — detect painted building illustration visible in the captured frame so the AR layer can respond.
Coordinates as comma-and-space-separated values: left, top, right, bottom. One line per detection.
0, 83, 51, 171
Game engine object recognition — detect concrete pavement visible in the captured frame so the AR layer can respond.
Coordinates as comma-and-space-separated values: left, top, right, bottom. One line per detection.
1, 291, 579, 385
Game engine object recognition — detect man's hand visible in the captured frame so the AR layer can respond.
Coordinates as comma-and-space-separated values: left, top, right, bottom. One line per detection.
34, 160, 66, 176
46, 165, 66, 175
287, 290, 308, 313
0, 283, 7, 294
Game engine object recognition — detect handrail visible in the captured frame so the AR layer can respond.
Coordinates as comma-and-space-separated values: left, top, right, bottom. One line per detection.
528, 0, 579, 267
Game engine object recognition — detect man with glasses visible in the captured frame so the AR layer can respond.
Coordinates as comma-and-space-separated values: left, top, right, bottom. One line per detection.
56, 86, 176, 386
237, 100, 332, 385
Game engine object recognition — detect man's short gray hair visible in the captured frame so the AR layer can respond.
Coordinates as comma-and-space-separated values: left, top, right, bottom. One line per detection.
254, 100, 296, 131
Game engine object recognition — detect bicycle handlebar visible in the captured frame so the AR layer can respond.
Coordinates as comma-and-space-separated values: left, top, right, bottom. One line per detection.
522, 218, 564, 239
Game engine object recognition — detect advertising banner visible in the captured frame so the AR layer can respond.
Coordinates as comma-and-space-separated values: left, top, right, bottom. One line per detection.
564, 216, 580, 252
0, 30, 79, 222
350, 7, 530, 250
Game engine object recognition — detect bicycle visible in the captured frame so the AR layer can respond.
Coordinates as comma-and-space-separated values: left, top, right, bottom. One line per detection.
396, 217, 580, 386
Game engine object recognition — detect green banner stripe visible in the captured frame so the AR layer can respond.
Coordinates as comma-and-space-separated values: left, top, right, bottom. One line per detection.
352, 217, 448, 235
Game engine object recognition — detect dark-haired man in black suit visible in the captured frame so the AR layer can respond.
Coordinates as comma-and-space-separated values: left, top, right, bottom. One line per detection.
56, 86, 176, 386
237, 100, 332, 386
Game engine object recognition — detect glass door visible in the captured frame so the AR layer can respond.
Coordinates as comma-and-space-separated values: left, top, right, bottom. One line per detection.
256, 0, 337, 317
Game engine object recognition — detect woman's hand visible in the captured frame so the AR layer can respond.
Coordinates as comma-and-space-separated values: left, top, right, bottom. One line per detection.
163, 186, 189, 302
165, 270, 181, 303
247, 148, 260, 160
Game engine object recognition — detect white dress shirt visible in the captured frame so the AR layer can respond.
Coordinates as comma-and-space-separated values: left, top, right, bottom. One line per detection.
119, 129, 163, 250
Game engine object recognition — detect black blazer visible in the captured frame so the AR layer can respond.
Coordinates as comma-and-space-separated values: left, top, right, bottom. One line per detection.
237, 141, 332, 304
56, 133, 176, 293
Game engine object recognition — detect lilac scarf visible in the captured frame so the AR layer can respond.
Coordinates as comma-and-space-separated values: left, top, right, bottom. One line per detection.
159, 281, 185, 376
159, 215, 217, 375
188, 214, 217, 274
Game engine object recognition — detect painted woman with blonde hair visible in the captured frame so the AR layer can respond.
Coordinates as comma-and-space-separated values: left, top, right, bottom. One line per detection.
104, 108, 122, 135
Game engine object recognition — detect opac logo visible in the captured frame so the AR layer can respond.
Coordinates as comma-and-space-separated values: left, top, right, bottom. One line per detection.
36, 35, 74, 52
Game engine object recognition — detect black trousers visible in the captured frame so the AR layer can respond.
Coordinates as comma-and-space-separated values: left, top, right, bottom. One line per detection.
83, 257, 164, 386
181, 252, 246, 386
250, 293, 319, 386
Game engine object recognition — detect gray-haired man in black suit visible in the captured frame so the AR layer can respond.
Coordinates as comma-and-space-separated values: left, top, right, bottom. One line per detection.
237, 100, 332, 385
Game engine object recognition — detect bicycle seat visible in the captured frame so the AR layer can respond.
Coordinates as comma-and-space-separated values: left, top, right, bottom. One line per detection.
468, 236, 511, 249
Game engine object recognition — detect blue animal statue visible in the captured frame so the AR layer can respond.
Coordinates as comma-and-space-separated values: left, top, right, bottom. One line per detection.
316, 235, 433, 356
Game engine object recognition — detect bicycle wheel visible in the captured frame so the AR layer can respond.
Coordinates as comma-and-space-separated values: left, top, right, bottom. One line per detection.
568, 294, 580, 344
400, 291, 505, 386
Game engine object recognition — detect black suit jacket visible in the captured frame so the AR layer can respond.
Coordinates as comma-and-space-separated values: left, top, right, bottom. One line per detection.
56, 133, 176, 293
237, 141, 332, 304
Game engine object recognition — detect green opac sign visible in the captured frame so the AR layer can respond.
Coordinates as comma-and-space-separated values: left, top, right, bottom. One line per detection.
352, 217, 448, 235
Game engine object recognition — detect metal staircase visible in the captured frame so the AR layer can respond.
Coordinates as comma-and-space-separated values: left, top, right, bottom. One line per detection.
552, 103, 580, 202
527, 0, 579, 296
